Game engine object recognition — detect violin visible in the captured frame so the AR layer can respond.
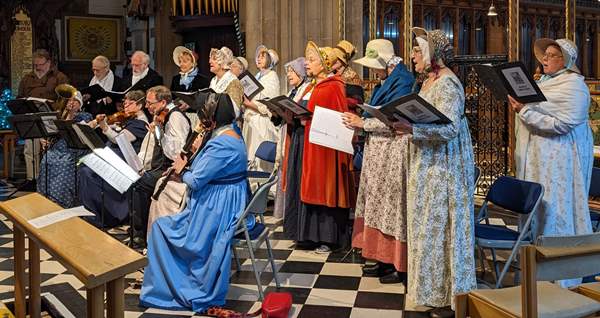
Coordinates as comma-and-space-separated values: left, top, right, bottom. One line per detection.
94, 110, 136, 128
152, 107, 170, 128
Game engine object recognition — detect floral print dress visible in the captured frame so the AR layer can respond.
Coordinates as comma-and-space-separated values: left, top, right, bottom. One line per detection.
406, 74, 476, 308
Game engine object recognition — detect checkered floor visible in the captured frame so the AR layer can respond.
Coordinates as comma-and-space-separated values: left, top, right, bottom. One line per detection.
0, 190, 440, 318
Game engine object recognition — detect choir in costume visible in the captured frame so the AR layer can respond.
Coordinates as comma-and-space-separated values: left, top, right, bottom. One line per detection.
140, 92, 251, 313
297, 41, 355, 252
510, 38, 593, 287
347, 39, 415, 283
37, 91, 92, 208
242, 45, 280, 172
398, 28, 476, 313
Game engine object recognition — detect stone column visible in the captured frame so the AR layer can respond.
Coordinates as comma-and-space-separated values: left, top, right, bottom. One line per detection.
565, 0, 576, 42
242, 0, 359, 94
403, 0, 412, 70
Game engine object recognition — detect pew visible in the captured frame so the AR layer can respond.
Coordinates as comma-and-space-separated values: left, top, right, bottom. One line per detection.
0, 193, 147, 318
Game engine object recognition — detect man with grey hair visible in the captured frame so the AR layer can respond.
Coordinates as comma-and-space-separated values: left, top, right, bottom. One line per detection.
83, 55, 125, 116
123, 50, 163, 92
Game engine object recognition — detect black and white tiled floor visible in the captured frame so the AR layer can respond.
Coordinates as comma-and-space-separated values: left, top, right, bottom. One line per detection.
0, 198, 436, 318
0, 181, 516, 317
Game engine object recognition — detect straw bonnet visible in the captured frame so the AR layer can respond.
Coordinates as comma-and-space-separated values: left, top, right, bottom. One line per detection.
534, 38, 580, 74
333, 40, 357, 65
305, 41, 338, 73
172, 46, 197, 67
353, 39, 395, 70
255, 45, 279, 69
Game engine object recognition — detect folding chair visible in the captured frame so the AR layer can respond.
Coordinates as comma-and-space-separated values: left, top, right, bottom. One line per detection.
457, 233, 600, 318
231, 173, 281, 300
589, 167, 600, 232
474, 176, 544, 288
247, 141, 277, 180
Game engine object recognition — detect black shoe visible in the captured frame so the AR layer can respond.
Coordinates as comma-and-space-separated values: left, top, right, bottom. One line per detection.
131, 236, 146, 249
362, 262, 395, 277
379, 271, 407, 284
429, 306, 454, 318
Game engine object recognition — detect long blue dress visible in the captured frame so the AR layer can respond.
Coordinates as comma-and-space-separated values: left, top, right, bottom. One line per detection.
140, 128, 250, 312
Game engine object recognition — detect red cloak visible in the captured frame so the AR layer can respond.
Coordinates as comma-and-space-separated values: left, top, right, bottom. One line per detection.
300, 75, 355, 209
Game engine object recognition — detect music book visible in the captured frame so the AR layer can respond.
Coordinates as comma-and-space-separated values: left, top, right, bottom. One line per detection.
308, 106, 354, 155
7, 98, 53, 114
54, 120, 88, 149
9, 112, 59, 139
358, 93, 452, 127
173, 88, 216, 109
259, 95, 311, 124
238, 71, 264, 100
472, 61, 546, 104
81, 84, 133, 101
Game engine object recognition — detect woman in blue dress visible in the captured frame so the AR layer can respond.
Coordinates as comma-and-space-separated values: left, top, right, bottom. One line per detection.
37, 91, 92, 207
140, 92, 252, 312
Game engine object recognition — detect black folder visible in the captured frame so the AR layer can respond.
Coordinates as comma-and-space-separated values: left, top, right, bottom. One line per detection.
472, 61, 546, 104
81, 84, 132, 101
358, 93, 452, 127
238, 71, 264, 100
259, 95, 311, 125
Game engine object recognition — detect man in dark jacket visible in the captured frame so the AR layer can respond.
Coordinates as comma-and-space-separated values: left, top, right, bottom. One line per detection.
122, 51, 163, 92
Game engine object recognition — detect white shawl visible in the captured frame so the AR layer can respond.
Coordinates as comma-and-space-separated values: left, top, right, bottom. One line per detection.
210, 70, 240, 117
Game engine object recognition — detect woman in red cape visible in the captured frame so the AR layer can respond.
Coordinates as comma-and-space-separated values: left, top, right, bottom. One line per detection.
298, 41, 355, 253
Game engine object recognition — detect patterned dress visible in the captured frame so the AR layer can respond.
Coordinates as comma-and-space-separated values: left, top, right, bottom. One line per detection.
515, 71, 593, 287
406, 74, 476, 308
37, 112, 92, 208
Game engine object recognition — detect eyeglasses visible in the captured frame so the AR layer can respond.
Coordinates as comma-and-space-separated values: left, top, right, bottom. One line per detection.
543, 52, 563, 59
145, 100, 161, 106
33, 61, 49, 67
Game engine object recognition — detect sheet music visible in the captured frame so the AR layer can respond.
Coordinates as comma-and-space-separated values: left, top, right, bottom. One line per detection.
116, 134, 143, 172
28, 206, 95, 229
80, 153, 137, 194
40, 115, 58, 134
26, 97, 53, 103
308, 106, 354, 154
93, 146, 141, 182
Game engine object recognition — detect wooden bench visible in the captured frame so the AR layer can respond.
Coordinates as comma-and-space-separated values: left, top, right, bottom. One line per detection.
0, 193, 147, 318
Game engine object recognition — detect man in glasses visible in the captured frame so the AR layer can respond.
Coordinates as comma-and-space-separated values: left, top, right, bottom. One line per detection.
17, 49, 69, 186
122, 51, 164, 93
